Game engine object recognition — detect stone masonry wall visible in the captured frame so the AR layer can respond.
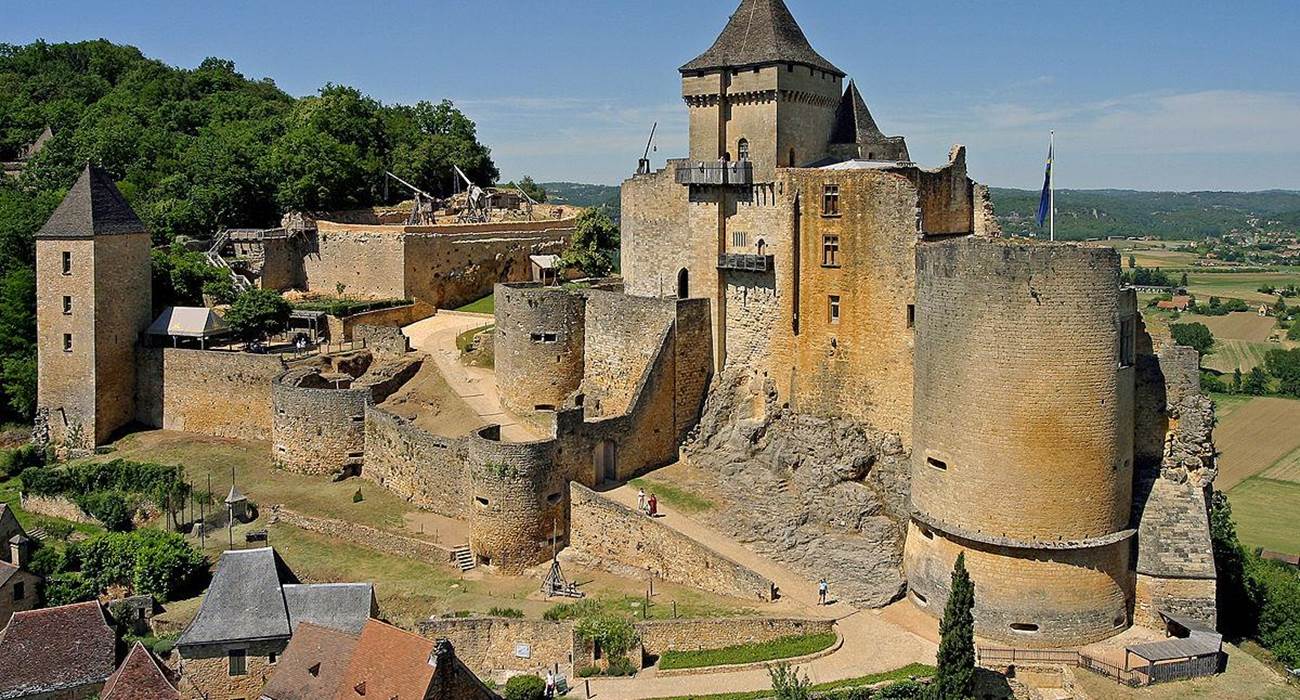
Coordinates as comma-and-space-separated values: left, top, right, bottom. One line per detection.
363, 406, 468, 517
272, 375, 372, 476
354, 324, 410, 357
301, 228, 407, 300
417, 617, 578, 678
403, 225, 572, 310
270, 506, 455, 564
495, 284, 586, 415
36, 237, 97, 450
91, 232, 153, 445
581, 290, 678, 418
179, 639, 283, 700
637, 618, 834, 656
466, 427, 566, 574
136, 348, 285, 441
567, 483, 775, 602
326, 302, 428, 341
620, 165, 689, 300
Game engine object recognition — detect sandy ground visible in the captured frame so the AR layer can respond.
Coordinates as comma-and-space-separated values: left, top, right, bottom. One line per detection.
1198, 311, 1279, 343
1215, 397, 1300, 488
378, 356, 485, 437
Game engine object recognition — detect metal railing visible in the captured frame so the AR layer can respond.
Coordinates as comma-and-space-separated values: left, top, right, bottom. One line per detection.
717, 253, 774, 272
675, 160, 754, 186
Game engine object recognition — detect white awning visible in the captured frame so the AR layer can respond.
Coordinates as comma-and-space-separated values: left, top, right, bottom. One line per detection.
147, 307, 231, 338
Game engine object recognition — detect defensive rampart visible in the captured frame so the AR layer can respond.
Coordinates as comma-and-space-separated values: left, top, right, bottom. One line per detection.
136, 348, 285, 441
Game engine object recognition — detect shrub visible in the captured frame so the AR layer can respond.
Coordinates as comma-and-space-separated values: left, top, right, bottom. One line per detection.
503, 674, 545, 700
604, 655, 637, 676
352, 488, 364, 503
77, 490, 133, 531
769, 662, 811, 700
574, 665, 600, 678
68, 529, 208, 602
44, 571, 97, 606
26, 544, 64, 577
574, 612, 639, 659
151, 637, 176, 656
873, 680, 927, 699
487, 606, 525, 618
0, 444, 42, 479
543, 598, 599, 621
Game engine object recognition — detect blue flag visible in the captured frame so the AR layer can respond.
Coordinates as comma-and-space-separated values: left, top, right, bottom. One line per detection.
1036, 144, 1053, 227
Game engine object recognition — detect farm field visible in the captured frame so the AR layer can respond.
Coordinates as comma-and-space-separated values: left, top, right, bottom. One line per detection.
1227, 477, 1300, 555
1197, 311, 1278, 342
1214, 394, 1300, 555
1214, 396, 1300, 489
1185, 270, 1300, 304
1261, 445, 1300, 484
1204, 338, 1276, 374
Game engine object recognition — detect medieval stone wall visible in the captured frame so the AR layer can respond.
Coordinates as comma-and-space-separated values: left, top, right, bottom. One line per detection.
402, 225, 571, 310
637, 617, 834, 656
909, 146, 973, 236
271, 506, 455, 563
326, 302, 427, 342
35, 237, 97, 449
136, 348, 285, 441
1133, 575, 1217, 630
354, 324, 410, 358
271, 374, 372, 476
911, 238, 1133, 540
363, 406, 468, 517
972, 183, 1001, 237
581, 291, 678, 418
775, 65, 843, 172
91, 232, 152, 445
258, 235, 305, 291
301, 228, 407, 300
567, 483, 775, 602
620, 164, 689, 300
465, 427, 565, 573
902, 522, 1132, 647
417, 617, 578, 678
671, 299, 714, 443
179, 640, 283, 700
494, 284, 586, 414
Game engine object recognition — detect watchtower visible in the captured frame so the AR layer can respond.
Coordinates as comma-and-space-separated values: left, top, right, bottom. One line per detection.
35, 166, 153, 449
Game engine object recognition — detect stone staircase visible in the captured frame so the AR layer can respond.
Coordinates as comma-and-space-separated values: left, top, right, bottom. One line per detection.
25, 527, 47, 542
452, 544, 476, 572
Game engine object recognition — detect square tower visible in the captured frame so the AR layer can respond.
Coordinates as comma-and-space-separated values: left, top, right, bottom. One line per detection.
35, 166, 153, 449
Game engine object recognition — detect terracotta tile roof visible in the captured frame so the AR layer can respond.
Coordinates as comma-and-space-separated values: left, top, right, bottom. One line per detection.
0, 601, 117, 699
261, 623, 360, 700
681, 0, 843, 76
101, 642, 180, 700
35, 165, 145, 239
335, 620, 435, 700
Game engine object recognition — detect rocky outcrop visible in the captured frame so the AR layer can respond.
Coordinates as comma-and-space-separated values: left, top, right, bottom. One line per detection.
684, 367, 910, 608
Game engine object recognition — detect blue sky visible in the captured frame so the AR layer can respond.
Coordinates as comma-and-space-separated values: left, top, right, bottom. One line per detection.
4, 0, 1299, 190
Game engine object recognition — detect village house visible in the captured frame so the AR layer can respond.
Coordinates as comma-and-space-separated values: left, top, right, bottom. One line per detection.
101, 641, 182, 700
0, 601, 118, 700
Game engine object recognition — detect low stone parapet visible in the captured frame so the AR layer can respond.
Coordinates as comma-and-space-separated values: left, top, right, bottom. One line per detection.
269, 505, 455, 564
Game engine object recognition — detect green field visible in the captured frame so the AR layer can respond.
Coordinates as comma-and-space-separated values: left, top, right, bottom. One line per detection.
1185, 270, 1300, 305
657, 632, 837, 670
1204, 338, 1276, 373
455, 293, 495, 315
629, 477, 715, 514
1262, 446, 1300, 483
1227, 477, 1300, 555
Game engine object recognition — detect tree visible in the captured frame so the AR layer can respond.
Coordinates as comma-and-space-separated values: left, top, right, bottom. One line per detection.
224, 288, 290, 340
1243, 366, 1270, 396
768, 662, 812, 700
511, 176, 547, 204
1180, 271, 1189, 287
1289, 323, 1300, 342
933, 552, 976, 700
560, 208, 620, 277
1128, 254, 1136, 269
1170, 322, 1214, 357
1232, 367, 1243, 394
1264, 348, 1300, 398
1210, 492, 1255, 639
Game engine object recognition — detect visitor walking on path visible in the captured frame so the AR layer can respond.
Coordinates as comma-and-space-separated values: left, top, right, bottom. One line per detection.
818, 577, 829, 605
647, 493, 658, 518
637, 488, 647, 513
545, 669, 556, 698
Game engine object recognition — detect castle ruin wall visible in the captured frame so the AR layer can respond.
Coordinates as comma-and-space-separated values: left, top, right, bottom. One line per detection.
135, 348, 285, 441
494, 284, 586, 415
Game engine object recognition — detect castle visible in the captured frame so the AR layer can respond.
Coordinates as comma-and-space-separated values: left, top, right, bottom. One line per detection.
33, 0, 1217, 649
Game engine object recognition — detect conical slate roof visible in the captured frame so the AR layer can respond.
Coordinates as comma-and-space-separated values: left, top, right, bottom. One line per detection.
831, 81, 887, 145
681, 0, 843, 75
36, 165, 145, 239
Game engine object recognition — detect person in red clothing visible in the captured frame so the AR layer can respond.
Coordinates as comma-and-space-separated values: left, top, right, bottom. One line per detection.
647, 493, 658, 517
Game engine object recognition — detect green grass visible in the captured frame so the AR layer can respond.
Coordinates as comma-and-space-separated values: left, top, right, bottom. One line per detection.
1209, 392, 1254, 420
456, 294, 495, 315
1227, 476, 1300, 555
657, 632, 837, 670
292, 297, 410, 317
643, 663, 935, 700
1185, 271, 1300, 305
542, 594, 754, 622
455, 324, 493, 352
1203, 339, 1275, 374
629, 477, 715, 514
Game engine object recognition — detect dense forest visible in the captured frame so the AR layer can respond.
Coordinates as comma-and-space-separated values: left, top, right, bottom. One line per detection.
991, 188, 1300, 240
0, 39, 504, 425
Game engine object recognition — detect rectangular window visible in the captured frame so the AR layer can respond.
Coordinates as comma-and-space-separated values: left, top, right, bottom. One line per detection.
822, 235, 840, 267
927, 457, 948, 471
822, 185, 840, 217
1119, 318, 1135, 367
828, 295, 841, 324
62, 296, 72, 315
268, 652, 278, 665
543, 333, 558, 343
12, 582, 24, 601
907, 304, 916, 329
228, 649, 247, 676
732, 230, 748, 248
530, 332, 543, 342
61, 251, 72, 275
62, 334, 73, 353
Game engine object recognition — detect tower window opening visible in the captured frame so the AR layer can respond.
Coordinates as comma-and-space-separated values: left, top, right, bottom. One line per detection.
822, 235, 840, 267
677, 268, 690, 299
737, 138, 749, 162
61, 251, 72, 275
756, 238, 767, 256
927, 457, 947, 471
1119, 317, 1135, 367
62, 296, 72, 315
1010, 623, 1040, 634
475, 496, 489, 508
907, 304, 916, 329
732, 231, 749, 248
828, 295, 841, 325
547, 492, 562, 505
910, 588, 928, 606
822, 184, 840, 216
62, 334, 73, 353
789, 148, 797, 167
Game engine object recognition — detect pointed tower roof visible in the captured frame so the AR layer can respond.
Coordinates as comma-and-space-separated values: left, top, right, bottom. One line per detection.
831, 81, 887, 144
36, 165, 145, 239
681, 0, 843, 76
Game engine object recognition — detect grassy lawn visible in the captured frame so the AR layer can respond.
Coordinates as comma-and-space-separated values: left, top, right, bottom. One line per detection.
630, 477, 715, 514
456, 293, 495, 315
1073, 643, 1300, 700
657, 632, 837, 670
1227, 477, 1300, 555
455, 324, 495, 369
1262, 445, 1300, 483
643, 663, 935, 700
543, 590, 756, 622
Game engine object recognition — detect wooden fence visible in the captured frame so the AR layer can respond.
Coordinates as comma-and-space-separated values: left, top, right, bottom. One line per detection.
977, 647, 1221, 688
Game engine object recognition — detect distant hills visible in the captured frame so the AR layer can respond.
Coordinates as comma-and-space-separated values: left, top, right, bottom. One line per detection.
541, 181, 1300, 240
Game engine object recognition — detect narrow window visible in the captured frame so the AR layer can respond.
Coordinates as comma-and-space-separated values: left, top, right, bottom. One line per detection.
530, 332, 543, 342
677, 268, 689, 299
822, 184, 840, 216
737, 139, 750, 162
789, 148, 796, 167
228, 649, 247, 676
1119, 317, 1135, 367
822, 235, 840, 267
268, 652, 278, 665
12, 582, 24, 601
927, 457, 947, 471
547, 492, 562, 505
919, 526, 934, 540
475, 496, 489, 508
907, 305, 916, 329
61, 251, 71, 275
543, 333, 557, 343
732, 230, 748, 248
787, 63, 794, 72
828, 295, 841, 324
309, 663, 321, 677
1010, 623, 1040, 634
62, 296, 72, 315
756, 238, 767, 256
910, 588, 928, 606
62, 334, 73, 353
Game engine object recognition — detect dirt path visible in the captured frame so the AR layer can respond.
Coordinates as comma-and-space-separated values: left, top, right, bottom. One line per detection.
581, 484, 936, 700
1215, 396, 1300, 489
402, 311, 542, 442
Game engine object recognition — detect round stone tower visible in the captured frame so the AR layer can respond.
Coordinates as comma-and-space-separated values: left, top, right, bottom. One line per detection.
465, 426, 567, 574
904, 237, 1138, 647
494, 283, 586, 415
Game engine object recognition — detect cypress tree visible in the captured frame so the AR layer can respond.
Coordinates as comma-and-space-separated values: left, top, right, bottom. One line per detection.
932, 552, 976, 700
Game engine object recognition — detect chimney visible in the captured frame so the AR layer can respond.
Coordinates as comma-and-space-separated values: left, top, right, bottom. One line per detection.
10, 535, 29, 568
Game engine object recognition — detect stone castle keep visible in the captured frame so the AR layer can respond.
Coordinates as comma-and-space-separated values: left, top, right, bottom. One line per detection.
33, 0, 1217, 648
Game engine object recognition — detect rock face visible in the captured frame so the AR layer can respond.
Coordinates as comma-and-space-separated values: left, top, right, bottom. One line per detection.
684, 367, 910, 608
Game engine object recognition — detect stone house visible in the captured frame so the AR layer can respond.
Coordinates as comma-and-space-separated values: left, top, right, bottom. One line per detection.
176, 547, 376, 700
101, 642, 181, 700
0, 600, 118, 700
0, 535, 41, 625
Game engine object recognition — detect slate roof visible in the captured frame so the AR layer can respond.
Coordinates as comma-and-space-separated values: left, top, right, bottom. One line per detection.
681, 0, 843, 75
335, 620, 435, 700
101, 642, 180, 700
0, 601, 117, 699
177, 547, 296, 647
260, 623, 360, 700
283, 583, 376, 635
146, 307, 231, 339
36, 165, 145, 239
0, 561, 18, 588
831, 80, 887, 145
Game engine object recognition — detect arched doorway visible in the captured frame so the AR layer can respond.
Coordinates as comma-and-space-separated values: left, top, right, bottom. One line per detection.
788, 148, 797, 167
756, 238, 767, 256
677, 268, 690, 299
594, 440, 617, 483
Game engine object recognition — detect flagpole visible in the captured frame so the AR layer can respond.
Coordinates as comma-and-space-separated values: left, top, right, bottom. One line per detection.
1049, 130, 1056, 242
